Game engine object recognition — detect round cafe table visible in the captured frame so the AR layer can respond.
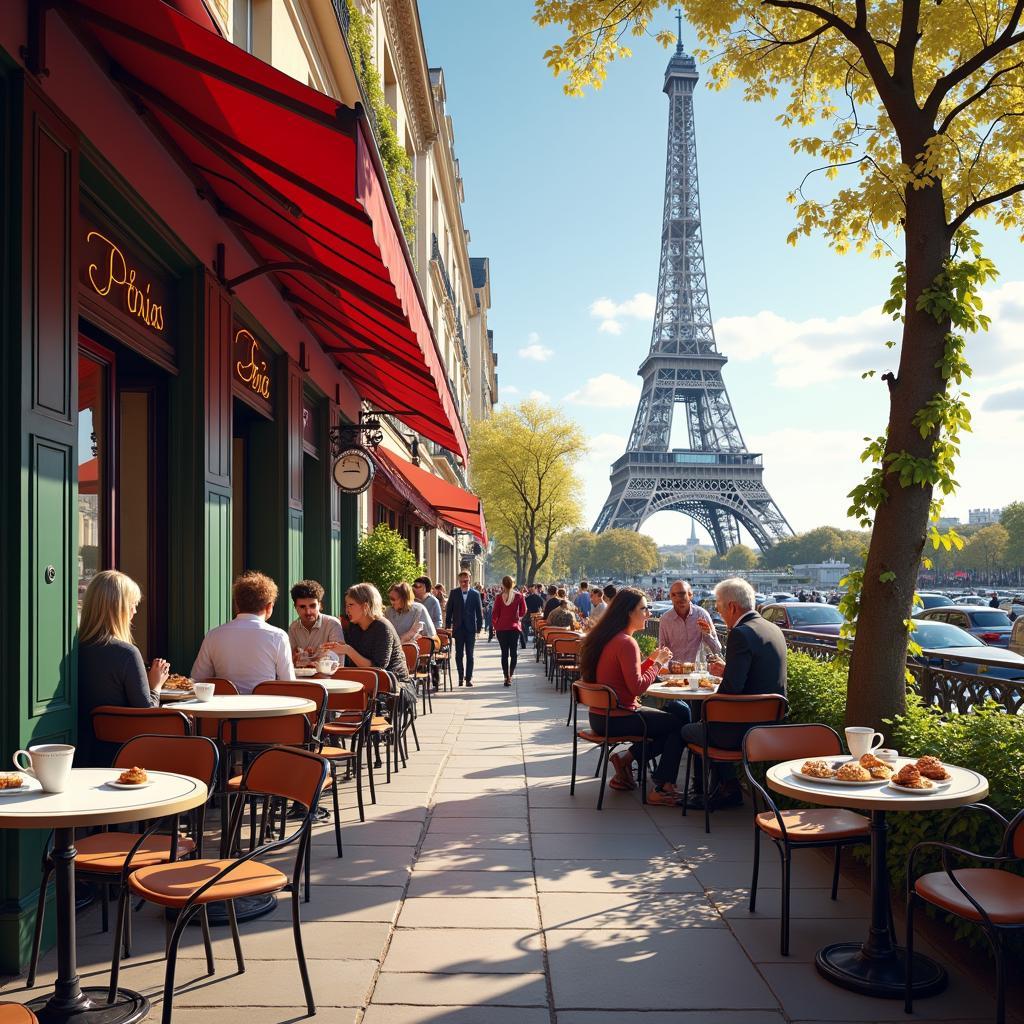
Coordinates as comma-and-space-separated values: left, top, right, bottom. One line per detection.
290, 678, 363, 695
645, 675, 720, 701
173, 694, 316, 922
0, 768, 207, 1024
766, 757, 988, 999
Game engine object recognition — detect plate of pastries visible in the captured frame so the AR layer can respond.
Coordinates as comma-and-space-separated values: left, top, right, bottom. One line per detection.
886, 756, 953, 793
795, 753, 889, 785
161, 674, 195, 693
0, 772, 33, 796
107, 767, 153, 789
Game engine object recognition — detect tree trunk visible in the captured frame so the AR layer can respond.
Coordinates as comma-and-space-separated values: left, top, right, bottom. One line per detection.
846, 181, 952, 736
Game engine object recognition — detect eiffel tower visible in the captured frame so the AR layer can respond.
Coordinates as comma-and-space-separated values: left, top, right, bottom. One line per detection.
593, 24, 792, 555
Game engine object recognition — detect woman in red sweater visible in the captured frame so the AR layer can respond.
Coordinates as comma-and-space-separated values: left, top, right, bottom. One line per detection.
492, 575, 528, 687
578, 587, 686, 805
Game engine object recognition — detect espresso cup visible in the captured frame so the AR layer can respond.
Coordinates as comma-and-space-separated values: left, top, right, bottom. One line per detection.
845, 727, 884, 759
192, 682, 215, 702
12, 744, 75, 793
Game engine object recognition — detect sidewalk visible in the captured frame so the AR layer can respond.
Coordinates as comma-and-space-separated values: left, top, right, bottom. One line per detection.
4, 638, 1014, 1024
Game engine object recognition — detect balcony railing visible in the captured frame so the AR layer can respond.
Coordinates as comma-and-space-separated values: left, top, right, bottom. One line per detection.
431, 233, 470, 367
331, 0, 350, 39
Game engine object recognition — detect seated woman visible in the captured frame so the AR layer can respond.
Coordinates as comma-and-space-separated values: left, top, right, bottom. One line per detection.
384, 582, 437, 644
77, 570, 170, 766
338, 583, 417, 715
577, 587, 686, 805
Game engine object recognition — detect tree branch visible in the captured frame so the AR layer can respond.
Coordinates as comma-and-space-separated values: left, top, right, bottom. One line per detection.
924, 0, 1024, 120
937, 59, 1024, 133
893, 0, 921, 85
950, 179, 1024, 232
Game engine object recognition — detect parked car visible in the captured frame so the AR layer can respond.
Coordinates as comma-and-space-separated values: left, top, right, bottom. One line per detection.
951, 594, 985, 606
648, 601, 673, 617
909, 620, 1024, 680
915, 606, 1014, 647
1011, 618, 1024, 657
760, 602, 844, 639
998, 596, 1024, 618
697, 597, 725, 625
772, 592, 797, 603
913, 592, 952, 612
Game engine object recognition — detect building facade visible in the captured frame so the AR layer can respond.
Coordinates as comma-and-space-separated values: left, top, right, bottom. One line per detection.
968, 508, 1002, 526
0, 0, 488, 970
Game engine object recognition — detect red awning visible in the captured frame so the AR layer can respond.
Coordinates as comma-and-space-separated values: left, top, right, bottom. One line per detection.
376, 449, 487, 546
372, 453, 437, 528
58, 0, 468, 462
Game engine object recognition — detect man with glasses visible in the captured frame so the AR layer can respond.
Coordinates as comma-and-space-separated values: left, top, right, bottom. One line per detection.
658, 580, 722, 666
444, 570, 483, 686
412, 576, 443, 630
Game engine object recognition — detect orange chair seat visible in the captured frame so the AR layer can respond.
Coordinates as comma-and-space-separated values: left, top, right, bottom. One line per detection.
319, 745, 356, 760
687, 743, 742, 761
128, 858, 287, 907
577, 730, 645, 745
227, 774, 332, 793
755, 808, 869, 842
0, 1003, 39, 1024
915, 868, 1024, 925
75, 832, 196, 872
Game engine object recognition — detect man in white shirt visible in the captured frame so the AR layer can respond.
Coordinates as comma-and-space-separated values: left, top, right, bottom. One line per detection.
191, 571, 294, 693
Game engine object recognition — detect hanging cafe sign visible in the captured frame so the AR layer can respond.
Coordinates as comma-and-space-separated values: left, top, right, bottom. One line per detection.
233, 327, 273, 404
81, 220, 171, 337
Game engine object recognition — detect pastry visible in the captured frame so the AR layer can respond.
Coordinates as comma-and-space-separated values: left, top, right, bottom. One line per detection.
662, 679, 685, 688
915, 755, 951, 781
859, 752, 886, 770
163, 675, 193, 691
868, 764, 893, 780
698, 677, 716, 690
801, 759, 836, 779
836, 762, 872, 782
893, 764, 932, 789
0, 773, 25, 789
117, 766, 148, 785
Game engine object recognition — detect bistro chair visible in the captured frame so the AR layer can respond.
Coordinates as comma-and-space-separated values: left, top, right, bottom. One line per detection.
0, 1006, 38, 1024
191, 678, 239, 739
320, 677, 377, 823
125, 746, 329, 1024
92, 706, 193, 746
434, 629, 453, 691
682, 694, 788, 834
570, 681, 650, 811
552, 637, 582, 695
742, 724, 870, 955
905, 803, 1024, 1024
415, 635, 436, 712
402, 641, 432, 716
27, 735, 219, 988
329, 668, 396, 788
544, 629, 578, 680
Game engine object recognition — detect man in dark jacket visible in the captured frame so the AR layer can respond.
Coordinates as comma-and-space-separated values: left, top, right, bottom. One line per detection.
445, 570, 484, 686
523, 583, 545, 648
680, 577, 787, 808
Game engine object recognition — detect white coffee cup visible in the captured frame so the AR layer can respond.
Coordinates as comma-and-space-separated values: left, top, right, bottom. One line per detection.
12, 744, 75, 793
192, 682, 215, 702
845, 727, 884, 758
876, 748, 899, 765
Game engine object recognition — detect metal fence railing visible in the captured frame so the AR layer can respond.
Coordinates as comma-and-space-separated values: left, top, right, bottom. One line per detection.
646, 617, 1024, 715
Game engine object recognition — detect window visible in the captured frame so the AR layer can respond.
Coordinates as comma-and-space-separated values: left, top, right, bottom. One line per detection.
78, 348, 111, 612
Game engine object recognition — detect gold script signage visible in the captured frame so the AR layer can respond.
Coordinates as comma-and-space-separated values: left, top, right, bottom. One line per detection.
233, 328, 273, 404
81, 220, 171, 337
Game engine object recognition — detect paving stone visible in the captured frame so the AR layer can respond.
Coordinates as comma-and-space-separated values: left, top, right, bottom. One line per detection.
533, 858, 699, 894
382, 928, 544, 974
370, 972, 548, 1007
707, 886, 872, 920
414, 847, 535, 872
364, 1008, 550, 1024
539, 891, 722, 930
397, 896, 540, 929
558, 1014, 785, 1024
406, 870, 537, 898
532, 833, 673, 860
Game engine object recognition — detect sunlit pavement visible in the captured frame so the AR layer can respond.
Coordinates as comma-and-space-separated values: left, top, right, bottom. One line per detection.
3, 638, 1018, 1024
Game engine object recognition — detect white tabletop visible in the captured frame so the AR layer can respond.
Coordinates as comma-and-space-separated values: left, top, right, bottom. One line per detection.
766, 757, 989, 811
0, 769, 208, 829
170, 694, 317, 718
646, 676, 720, 700
289, 678, 363, 695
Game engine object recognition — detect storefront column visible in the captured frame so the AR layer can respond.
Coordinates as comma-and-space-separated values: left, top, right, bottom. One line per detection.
0, 72, 79, 972
167, 271, 233, 667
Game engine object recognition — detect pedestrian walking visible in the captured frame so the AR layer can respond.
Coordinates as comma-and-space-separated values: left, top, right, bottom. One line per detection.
492, 575, 528, 686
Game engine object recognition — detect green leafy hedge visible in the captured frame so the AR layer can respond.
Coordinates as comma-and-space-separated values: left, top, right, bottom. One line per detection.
786, 651, 1024, 949
635, 632, 657, 658
356, 524, 425, 601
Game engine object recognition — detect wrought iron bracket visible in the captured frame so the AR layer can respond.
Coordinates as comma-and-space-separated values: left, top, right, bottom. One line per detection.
330, 412, 383, 455
22, 1, 52, 78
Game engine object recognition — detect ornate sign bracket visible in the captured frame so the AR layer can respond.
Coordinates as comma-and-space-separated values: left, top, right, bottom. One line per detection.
329, 412, 383, 457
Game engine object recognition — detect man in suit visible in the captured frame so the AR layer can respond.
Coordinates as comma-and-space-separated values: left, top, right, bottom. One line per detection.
445, 569, 484, 686
680, 577, 787, 809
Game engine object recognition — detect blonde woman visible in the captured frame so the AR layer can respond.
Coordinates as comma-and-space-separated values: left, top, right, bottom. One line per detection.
385, 581, 437, 643
491, 576, 527, 686
77, 570, 169, 765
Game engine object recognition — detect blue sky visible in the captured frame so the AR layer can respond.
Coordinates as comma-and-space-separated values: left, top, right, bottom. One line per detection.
420, 1, 1024, 547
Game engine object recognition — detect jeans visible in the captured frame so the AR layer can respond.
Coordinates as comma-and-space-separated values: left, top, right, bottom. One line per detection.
497, 629, 520, 679
588, 707, 685, 786
519, 616, 529, 648
453, 629, 476, 683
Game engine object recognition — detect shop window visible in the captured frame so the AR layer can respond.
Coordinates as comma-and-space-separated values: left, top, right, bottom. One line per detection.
78, 348, 111, 613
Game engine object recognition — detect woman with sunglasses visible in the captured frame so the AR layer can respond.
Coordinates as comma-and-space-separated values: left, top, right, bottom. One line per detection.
577, 587, 685, 805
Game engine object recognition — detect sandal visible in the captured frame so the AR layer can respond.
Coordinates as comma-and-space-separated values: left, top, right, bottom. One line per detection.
608, 775, 636, 791
646, 784, 684, 806
608, 751, 636, 790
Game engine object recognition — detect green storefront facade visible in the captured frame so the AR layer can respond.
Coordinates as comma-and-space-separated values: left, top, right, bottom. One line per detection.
0, 23, 364, 970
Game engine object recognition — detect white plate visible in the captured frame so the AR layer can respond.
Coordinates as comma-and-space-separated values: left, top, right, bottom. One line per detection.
886, 780, 945, 794
0, 781, 34, 796
105, 779, 156, 790
792, 766, 885, 786
294, 667, 317, 677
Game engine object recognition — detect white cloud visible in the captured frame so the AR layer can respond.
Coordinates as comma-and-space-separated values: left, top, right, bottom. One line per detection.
589, 292, 656, 335
519, 343, 554, 362
501, 384, 520, 396
565, 373, 641, 408
527, 389, 551, 403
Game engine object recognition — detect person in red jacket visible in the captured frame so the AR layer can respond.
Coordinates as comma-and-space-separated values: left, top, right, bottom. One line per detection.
578, 587, 686, 805
492, 575, 528, 686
